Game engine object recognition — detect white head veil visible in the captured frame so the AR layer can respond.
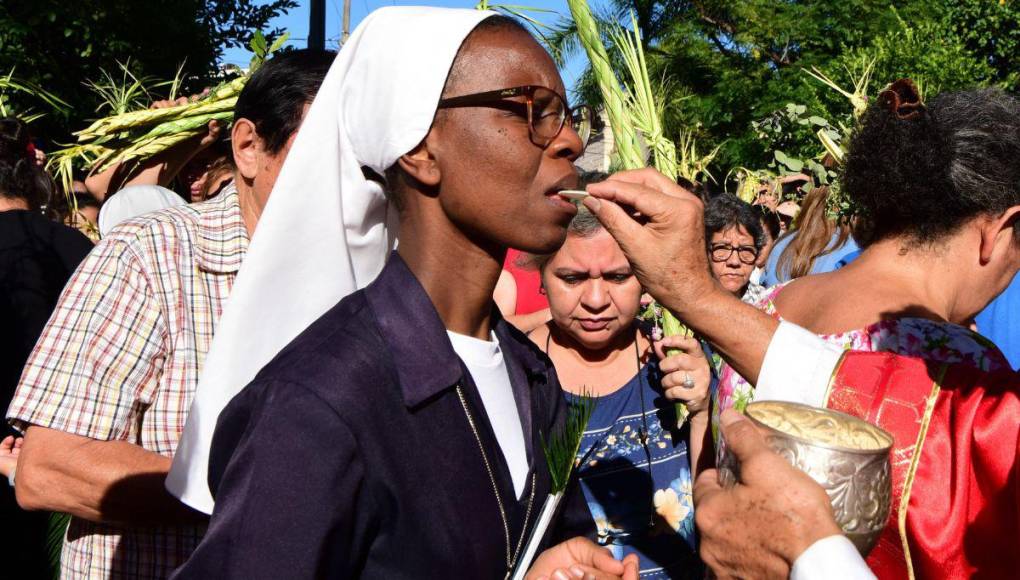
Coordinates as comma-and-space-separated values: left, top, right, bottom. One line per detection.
167, 6, 495, 513
97, 185, 186, 236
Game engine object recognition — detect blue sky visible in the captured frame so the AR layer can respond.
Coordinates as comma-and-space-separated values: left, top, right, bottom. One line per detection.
220, 0, 589, 93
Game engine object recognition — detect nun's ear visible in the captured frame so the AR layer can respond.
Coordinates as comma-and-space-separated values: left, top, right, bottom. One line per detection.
395, 141, 441, 188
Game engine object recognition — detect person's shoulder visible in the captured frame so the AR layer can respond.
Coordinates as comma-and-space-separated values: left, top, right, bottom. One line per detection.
502, 318, 553, 365
887, 318, 1012, 372
101, 201, 203, 253
523, 320, 551, 349
249, 291, 391, 407
17, 211, 93, 252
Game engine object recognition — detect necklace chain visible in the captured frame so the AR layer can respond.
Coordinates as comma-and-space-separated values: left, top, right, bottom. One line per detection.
456, 385, 537, 577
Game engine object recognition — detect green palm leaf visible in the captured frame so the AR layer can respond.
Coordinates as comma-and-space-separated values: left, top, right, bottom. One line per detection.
45, 512, 70, 580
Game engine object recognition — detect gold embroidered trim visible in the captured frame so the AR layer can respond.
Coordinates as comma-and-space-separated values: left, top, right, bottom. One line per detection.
898, 364, 946, 580
822, 350, 850, 408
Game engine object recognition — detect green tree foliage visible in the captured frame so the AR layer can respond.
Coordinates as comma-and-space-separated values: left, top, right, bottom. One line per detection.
0, 0, 295, 141
946, 0, 1020, 89
553, 0, 1017, 180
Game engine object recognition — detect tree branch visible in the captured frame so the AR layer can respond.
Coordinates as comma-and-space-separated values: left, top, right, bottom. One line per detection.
691, 0, 736, 36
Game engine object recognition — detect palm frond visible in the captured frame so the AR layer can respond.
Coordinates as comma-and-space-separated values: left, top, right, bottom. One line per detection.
0, 67, 71, 120
86, 60, 158, 116
543, 393, 596, 493
45, 512, 70, 579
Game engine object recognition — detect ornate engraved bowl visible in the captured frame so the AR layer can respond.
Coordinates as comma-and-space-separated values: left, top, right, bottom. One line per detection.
718, 401, 893, 555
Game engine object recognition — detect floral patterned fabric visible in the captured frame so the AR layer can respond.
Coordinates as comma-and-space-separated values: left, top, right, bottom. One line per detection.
740, 281, 768, 305
713, 283, 1011, 432
567, 360, 702, 579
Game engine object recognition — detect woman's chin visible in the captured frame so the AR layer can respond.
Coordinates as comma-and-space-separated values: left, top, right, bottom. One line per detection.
567, 330, 618, 352
718, 278, 747, 295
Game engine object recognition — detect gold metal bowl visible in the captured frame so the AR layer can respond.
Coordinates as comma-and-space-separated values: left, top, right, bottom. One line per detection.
718, 401, 894, 555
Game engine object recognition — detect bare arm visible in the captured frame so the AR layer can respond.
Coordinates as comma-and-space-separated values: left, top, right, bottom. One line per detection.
85, 121, 221, 201
662, 288, 776, 385
15, 425, 204, 525
584, 169, 778, 383
655, 335, 714, 477
495, 268, 553, 334
505, 308, 552, 334
688, 413, 712, 477
85, 95, 222, 201
493, 269, 517, 315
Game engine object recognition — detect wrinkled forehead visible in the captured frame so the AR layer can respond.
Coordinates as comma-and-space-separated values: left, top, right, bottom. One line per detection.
551, 230, 631, 271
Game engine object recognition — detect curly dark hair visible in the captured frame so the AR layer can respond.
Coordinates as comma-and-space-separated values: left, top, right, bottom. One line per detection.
842, 86, 1020, 247
0, 117, 55, 211
704, 193, 766, 252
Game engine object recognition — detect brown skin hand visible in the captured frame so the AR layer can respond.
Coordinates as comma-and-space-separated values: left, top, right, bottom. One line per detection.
694, 410, 840, 578
581, 169, 779, 383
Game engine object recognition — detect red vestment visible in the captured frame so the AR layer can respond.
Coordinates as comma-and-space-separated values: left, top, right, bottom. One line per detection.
825, 352, 1020, 579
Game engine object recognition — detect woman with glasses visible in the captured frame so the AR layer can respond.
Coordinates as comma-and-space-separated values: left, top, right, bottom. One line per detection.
704, 194, 767, 304
524, 206, 711, 579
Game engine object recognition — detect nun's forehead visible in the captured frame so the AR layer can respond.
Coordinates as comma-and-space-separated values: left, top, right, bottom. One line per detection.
443, 26, 565, 97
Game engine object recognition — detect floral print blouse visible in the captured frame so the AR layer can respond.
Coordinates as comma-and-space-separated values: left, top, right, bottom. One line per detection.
714, 283, 1011, 429
567, 360, 703, 579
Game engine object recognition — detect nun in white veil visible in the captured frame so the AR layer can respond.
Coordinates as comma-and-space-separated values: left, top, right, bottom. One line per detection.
168, 6, 638, 579
167, 6, 492, 511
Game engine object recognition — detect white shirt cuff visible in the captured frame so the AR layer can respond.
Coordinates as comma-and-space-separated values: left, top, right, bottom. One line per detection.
756, 321, 843, 407
791, 535, 875, 580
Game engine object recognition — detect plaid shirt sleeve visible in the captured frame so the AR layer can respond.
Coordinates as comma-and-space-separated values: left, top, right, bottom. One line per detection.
7, 235, 167, 442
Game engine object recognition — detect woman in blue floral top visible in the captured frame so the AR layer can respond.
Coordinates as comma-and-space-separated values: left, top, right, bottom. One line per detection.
523, 207, 712, 579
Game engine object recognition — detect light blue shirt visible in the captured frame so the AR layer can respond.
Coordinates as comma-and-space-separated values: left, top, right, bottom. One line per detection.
761, 230, 860, 287
976, 273, 1020, 370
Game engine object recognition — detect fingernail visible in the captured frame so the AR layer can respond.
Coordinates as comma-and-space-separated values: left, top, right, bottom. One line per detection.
581, 196, 601, 212
553, 570, 571, 580
569, 566, 585, 578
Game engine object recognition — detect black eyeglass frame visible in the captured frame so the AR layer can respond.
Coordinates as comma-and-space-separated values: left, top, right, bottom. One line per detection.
709, 243, 759, 265
436, 85, 592, 149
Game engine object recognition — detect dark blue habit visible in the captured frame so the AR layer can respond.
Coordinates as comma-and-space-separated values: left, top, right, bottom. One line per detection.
172, 252, 593, 579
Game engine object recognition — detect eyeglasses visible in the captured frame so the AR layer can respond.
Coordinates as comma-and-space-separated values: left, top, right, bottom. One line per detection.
437, 85, 592, 151
709, 243, 759, 265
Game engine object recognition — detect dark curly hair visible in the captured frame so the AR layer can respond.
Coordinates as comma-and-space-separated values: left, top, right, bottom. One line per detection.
704, 193, 767, 252
0, 117, 54, 211
842, 85, 1020, 248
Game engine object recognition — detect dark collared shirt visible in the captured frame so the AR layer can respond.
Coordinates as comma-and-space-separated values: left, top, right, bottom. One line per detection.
173, 253, 589, 579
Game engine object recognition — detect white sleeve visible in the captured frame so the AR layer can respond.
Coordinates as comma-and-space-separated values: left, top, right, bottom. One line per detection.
755, 321, 843, 407
790, 535, 875, 580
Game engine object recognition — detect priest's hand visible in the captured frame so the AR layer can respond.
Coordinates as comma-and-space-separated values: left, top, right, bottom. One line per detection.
526, 537, 639, 580
693, 409, 841, 578
583, 168, 715, 315
584, 168, 779, 384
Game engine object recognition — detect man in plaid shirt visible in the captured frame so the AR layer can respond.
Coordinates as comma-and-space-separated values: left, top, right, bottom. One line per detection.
6, 50, 332, 579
